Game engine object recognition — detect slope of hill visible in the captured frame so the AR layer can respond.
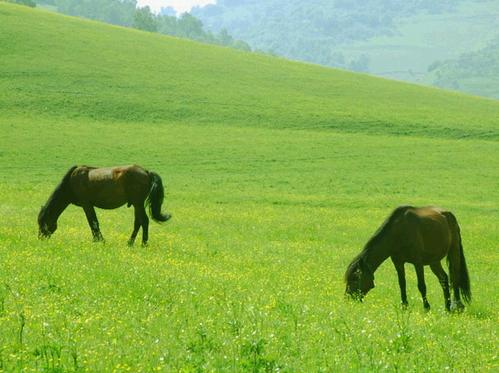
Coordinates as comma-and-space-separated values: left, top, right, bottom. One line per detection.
31, 0, 251, 51
193, 0, 499, 97
1, 3, 499, 140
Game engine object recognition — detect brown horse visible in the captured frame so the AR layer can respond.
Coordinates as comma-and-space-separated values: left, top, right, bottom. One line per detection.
38, 165, 171, 245
345, 206, 471, 311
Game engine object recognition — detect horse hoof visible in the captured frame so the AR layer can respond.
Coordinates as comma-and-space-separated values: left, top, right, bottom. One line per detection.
451, 302, 465, 313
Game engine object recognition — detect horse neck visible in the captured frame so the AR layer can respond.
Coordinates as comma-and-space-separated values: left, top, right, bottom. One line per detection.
363, 240, 391, 274
44, 186, 71, 222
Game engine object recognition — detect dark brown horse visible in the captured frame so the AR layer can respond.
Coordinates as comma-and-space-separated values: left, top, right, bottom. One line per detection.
38, 165, 171, 245
345, 206, 471, 311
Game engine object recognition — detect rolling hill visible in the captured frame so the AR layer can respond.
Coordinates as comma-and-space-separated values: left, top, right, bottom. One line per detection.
1, 2, 499, 140
0, 2, 498, 372
193, 0, 499, 98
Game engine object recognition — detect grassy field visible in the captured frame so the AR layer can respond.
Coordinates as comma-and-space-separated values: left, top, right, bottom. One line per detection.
1, 3, 498, 372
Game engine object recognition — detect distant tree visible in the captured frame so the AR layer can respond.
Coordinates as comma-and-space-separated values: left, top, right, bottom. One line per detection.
231, 39, 251, 51
349, 54, 370, 73
157, 14, 178, 36
51, 0, 136, 26
34, 0, 249, 53
159, 6, 176, 17
427, 61, 442, 72
177, 13, 205, 40
428, 37, 499, 98
191, 0, 472, 75
218, 28, 233, 45
133, 6, 157, 32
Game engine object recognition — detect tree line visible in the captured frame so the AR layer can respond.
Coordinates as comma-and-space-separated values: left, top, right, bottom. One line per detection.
7, 0, 251, 51
427, 37, 499, 98
192, 0, 468, 72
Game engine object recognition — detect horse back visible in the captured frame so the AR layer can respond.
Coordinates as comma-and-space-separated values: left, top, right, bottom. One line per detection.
70, 165, 150, 208
85, 165, 145, 181
397, 206, 452, 263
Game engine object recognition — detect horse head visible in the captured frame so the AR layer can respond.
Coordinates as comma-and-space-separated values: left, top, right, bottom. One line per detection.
38, 205, 57, 239
345, 258, 375, 300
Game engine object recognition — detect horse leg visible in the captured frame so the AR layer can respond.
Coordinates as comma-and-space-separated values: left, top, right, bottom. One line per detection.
142, 212, 149, 246
135, 204, 149, 246
430, 262, 451, 311
83, 205, 104, 242
452, 284, 465, 312
392, 260, 408, 307
414, 264, 430, 311
128, 205, 142, 246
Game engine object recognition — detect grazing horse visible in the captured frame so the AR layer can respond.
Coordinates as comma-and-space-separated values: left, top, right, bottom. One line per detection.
345, 206, 471, 311
38, 165, 171, 245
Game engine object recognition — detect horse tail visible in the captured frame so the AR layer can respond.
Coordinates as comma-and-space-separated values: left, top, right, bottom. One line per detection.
458, 238, 472, 303
445, 212, 471, 304
145, 171, 171, 223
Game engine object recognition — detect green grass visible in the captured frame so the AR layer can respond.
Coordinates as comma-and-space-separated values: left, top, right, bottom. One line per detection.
0, 3, 498, 372
1, 3, 499, 140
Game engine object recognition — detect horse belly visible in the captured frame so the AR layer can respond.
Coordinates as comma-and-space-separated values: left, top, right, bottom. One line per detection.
83, 177, 127, 209
419, 220, 450, 264
93, 199, 126, 209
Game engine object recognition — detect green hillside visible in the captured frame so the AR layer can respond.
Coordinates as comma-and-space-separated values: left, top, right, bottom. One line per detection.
193, 0, 499, 98
0, 3, 498, 371
1, 2, 499, 140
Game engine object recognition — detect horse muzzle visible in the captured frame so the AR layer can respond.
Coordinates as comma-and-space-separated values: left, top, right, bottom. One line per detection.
38, 231, 51, 239
345, 289, 364, 302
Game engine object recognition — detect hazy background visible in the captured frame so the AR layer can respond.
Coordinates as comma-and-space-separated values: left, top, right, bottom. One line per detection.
137, 0, 214, 14
192, 0, 499, 99
28, 0, 499, 99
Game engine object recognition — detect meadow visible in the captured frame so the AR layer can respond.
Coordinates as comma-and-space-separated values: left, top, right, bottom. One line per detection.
1, 3, 498, 372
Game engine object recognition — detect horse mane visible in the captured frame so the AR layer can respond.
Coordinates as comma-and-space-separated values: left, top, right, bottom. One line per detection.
344, 205, 413, 282
39, 165, 78, 218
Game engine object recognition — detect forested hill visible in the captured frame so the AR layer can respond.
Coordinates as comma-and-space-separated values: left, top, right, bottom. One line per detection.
11, 0, 250, 51
427, 37, 499, 99
194, 0, 462, 57
193, 0, 499, 98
